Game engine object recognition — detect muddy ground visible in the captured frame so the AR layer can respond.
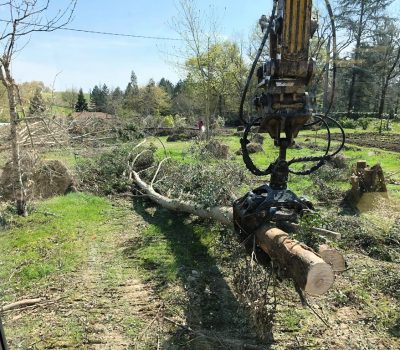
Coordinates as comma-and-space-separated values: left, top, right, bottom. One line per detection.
321, 132, 400, 152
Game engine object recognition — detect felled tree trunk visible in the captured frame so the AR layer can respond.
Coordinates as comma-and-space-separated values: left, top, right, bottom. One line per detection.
133, 170, 339, 296
255, 226, 334, 296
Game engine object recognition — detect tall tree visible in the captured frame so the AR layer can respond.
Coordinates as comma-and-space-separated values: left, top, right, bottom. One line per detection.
0, 0, 76, 216
29, 87, 46, 115
337, 0, 392, 113
373, 18, 400, 132
124, 70, 140, 110
135, 79, 171, 117
75, 88, 88, 112
90, 84, 109, 112
158, 78, 174, 97
185, 41, 247, 123
172, 0, 220, 139
61, 88, 78, 109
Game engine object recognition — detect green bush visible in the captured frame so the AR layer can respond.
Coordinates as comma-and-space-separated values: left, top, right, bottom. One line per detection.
162, 115, 175, 128
357, 117, 371, 130
76, 143, 155, 195
155, 161, 247, 207
339, 118, 357, 129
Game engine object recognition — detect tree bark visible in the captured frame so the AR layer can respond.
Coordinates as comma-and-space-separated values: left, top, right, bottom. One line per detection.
255, 226, 335, 296
0, 63, 27, 216
347, 0, 365, 115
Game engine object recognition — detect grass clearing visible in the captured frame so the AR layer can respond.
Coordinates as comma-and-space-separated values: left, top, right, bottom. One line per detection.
0, 193, 111, 297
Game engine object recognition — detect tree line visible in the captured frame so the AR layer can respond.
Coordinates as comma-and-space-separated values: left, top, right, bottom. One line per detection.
65, 0, 400, 131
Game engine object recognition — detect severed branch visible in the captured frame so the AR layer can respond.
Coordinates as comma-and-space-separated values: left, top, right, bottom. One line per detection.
151, 157, 170, 187
132, 169, 233, 227
1, 298, 42, 312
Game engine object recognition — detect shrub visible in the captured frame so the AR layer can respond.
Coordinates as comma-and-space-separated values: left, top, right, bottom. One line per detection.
162, 115, 174, 128
339, 118, 357, 129
357, 117, 371, 130
76, 143, 155, 195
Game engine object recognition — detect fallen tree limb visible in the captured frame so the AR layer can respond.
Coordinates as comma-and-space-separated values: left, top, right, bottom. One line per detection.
287, 223, 341, 241
132, 170, 336, 295
132, 171, 233, 227
1, 298, 42, 312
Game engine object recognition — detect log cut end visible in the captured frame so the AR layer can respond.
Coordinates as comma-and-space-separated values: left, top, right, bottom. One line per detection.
318, 244, 346, 272
305, 262, 335, 296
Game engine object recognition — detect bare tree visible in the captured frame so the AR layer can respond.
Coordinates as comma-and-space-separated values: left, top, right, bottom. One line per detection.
171, 0, 218, 140
0, 0, 77, 216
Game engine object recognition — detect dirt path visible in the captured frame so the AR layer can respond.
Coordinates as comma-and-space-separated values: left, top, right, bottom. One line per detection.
2, 204, 159, 349
319, 132, 400, 152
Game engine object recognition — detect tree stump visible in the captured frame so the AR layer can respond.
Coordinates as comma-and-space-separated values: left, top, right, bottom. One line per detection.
345, 160, 387, 206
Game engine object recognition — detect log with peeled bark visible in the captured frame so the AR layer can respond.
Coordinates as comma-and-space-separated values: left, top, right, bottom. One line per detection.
132, 170, 336, 295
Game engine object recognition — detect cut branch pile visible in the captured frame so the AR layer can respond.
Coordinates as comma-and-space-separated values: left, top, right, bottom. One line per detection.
0, 112, 140, 152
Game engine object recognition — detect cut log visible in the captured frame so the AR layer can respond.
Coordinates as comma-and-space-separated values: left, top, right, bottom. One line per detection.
318, 244, 346, 272
255, 226, 334, 296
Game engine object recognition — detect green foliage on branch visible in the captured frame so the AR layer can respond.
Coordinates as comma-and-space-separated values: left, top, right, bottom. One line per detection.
155, 160, 246, 208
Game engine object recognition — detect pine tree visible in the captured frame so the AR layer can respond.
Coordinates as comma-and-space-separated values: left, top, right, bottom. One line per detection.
90, 84, 109, 112
130, 70, 139, 94
158, 78, 174, 97
29, 87, 46, 115
75, 88, 88, 112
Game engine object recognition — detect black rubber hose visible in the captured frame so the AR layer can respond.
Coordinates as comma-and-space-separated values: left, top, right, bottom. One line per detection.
288, 113, 345, 175
288, 115, 332, 175
240, 117, 273, 176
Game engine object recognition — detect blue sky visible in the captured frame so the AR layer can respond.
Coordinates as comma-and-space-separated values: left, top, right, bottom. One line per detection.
6, 0, 400, 92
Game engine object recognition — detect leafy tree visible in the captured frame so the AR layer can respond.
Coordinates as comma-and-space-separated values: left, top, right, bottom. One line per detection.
185, 41, 247, 123
337, 0, 392, 113
124, 71, 140, 110
75, 88, 88, 112
135, 79, 171, 117
129, 70, 139, 94
108, 87, 124, 114
29, 87, 46, 115
61, 88, 78, 109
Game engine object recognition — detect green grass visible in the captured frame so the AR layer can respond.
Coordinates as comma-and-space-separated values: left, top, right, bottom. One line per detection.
42, 148, 78, 168
0, 193, 112, 296
150, 132, 400, 194
129, 203, 219, 285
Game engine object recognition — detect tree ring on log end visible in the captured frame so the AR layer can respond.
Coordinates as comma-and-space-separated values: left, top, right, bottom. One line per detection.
305, 263, 335, 296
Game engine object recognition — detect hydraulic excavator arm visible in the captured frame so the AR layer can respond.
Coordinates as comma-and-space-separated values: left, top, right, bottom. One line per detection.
234, 0, 345, 237
256, 0, 317, 143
